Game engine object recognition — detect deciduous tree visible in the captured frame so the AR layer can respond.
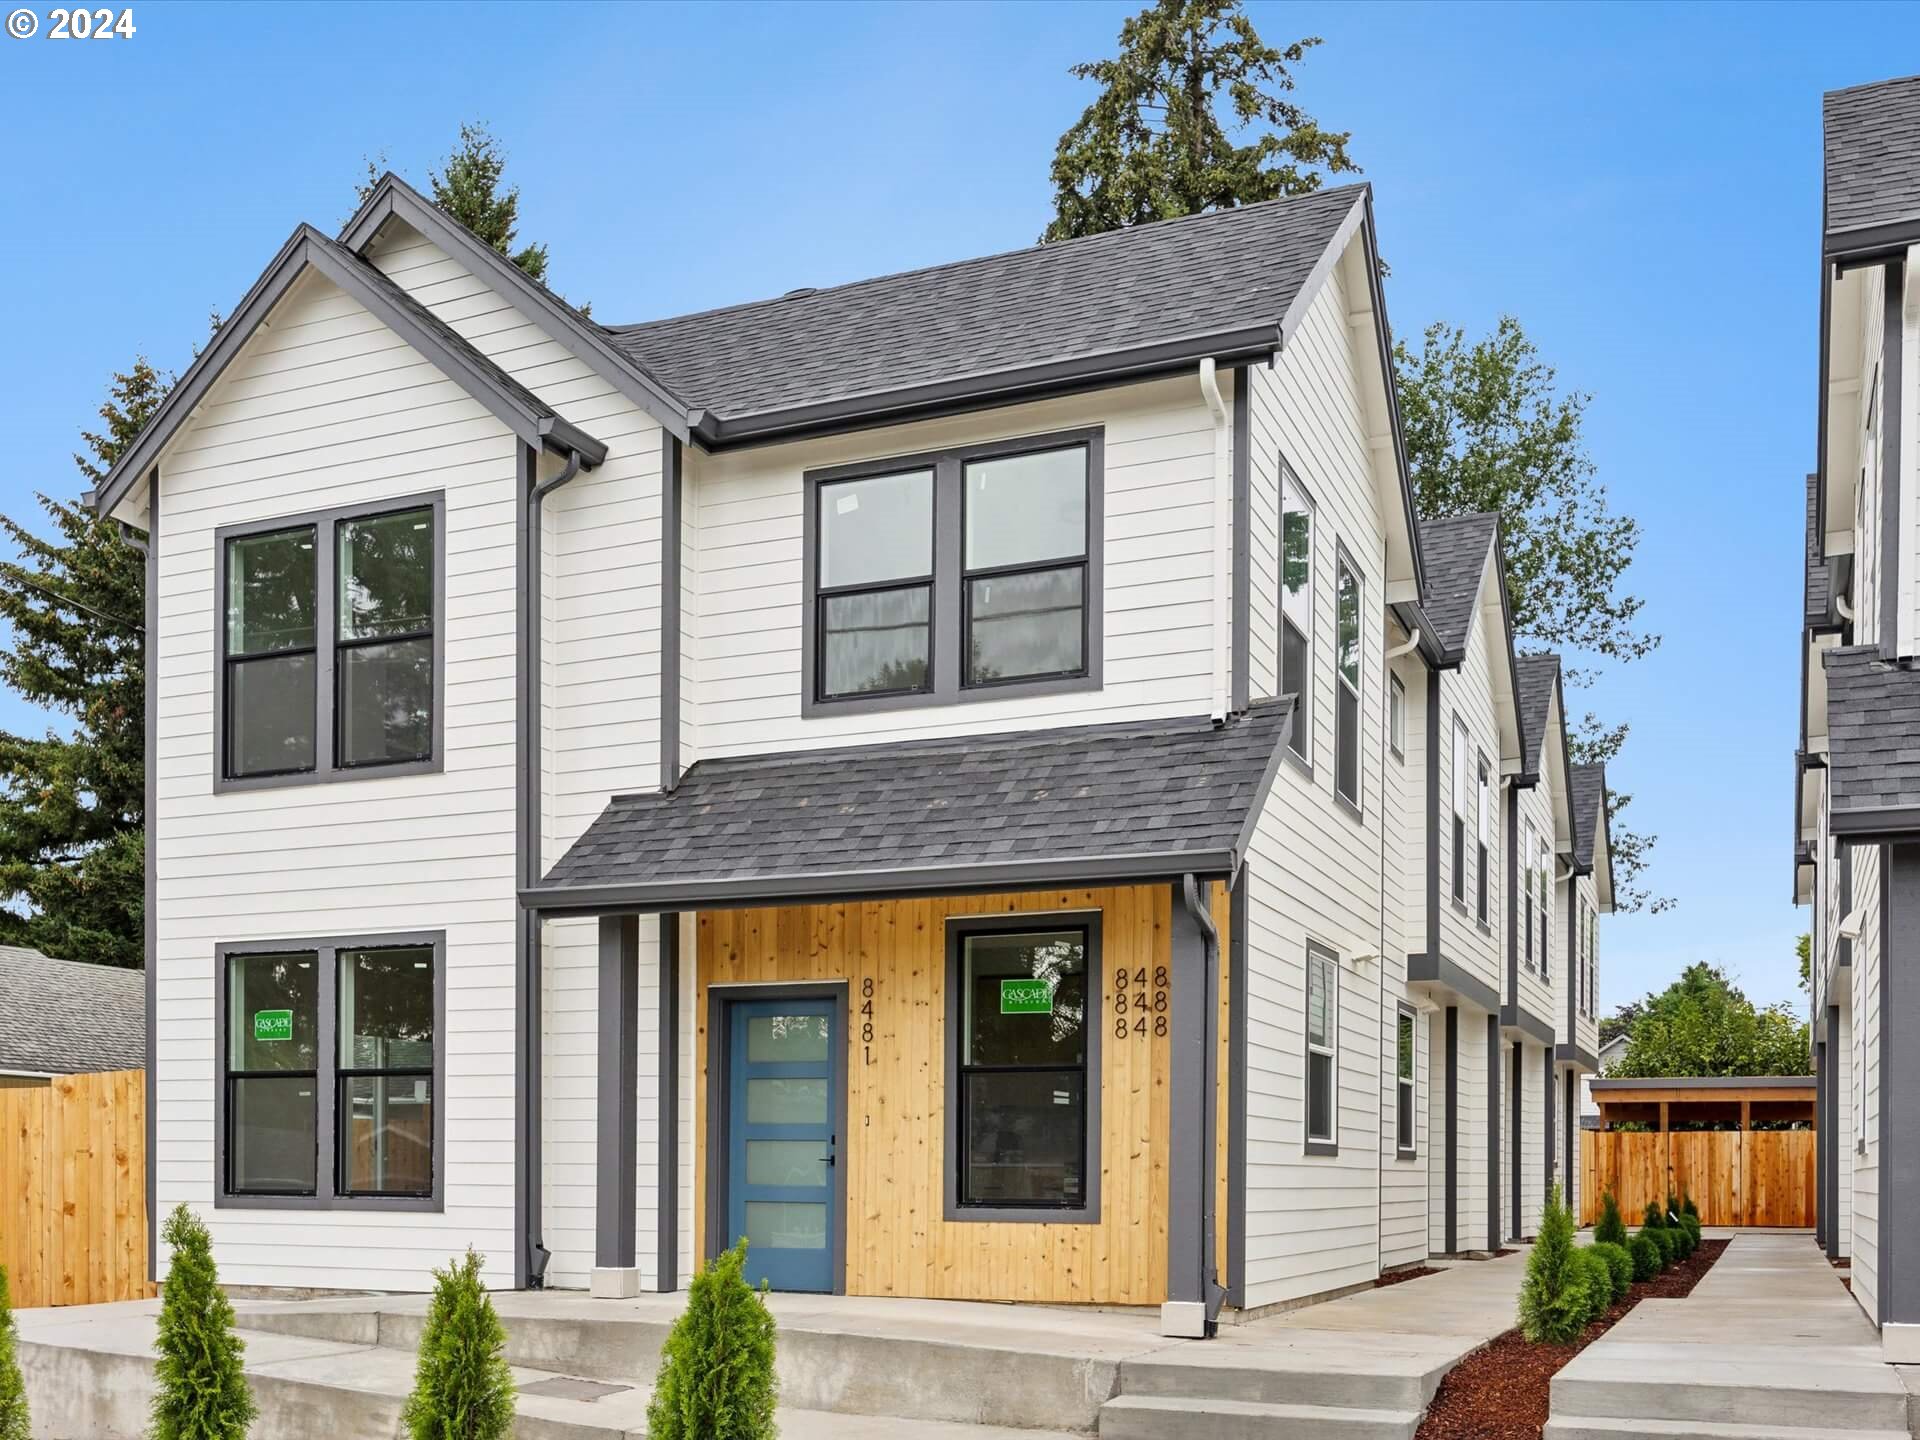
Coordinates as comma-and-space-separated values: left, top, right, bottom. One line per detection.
1611, 962, 1810, 1078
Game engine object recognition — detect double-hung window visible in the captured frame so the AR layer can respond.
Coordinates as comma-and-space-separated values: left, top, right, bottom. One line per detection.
1333, 551, 1362, 809
1306, 943, 1338, 1152
221, 932, 441, 1209
1538, 838, 1552, 978
221, 497, 439, 785
1395, 1007, 1416, 1156
1451, 718, 1469, 905
1522, 820, 1537, 970
808, 432, 1100, 709
1475, 752, 1492, 925
1388, 672, 1406, 759
1280, 468, 1314, 763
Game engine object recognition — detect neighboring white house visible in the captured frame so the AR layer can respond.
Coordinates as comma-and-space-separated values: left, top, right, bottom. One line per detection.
96, 171, 1610, 1334
1800, 70, 1920, 1364
1579, 1032, 1630, 1125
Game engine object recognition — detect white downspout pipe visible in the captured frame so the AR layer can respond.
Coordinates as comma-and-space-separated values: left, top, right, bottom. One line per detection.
1386, 628, 1422, 662
1200, 359, 1230, 724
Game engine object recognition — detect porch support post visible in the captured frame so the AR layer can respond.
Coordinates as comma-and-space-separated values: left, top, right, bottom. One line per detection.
1827, 1003, 1842, 1261
1444, 1006, 1459, 1254
1487, 1012, 1501, 1251
1543, 1049, 1555, 1200
656, 913, 681, 1292
1881, 843, 1920, 1360
1162, 877, 1220, 1339
1510, 1041, 1522, 1239
593, 913, 641, 1297
1816, 1030, 1828, 1252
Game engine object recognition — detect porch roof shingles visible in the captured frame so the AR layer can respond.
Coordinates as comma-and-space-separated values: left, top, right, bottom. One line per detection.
1824, 74, 1920, 245
1824, 645, 1920, 835
535, 701, 1293, 909
1414, 512, 1499, 659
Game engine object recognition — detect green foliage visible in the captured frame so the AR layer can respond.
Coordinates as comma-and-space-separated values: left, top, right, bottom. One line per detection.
1392, 315, 1664, 913
1650, 1225, 1681, 1267
1042, 0, 1357, 242
1517, 1183, 1589, 1344
0, 1266, 28, 1440
1626, 1231, 1661, 1281
647, 1239, 777, 1440
152, 1204, 254, 1440
1568, 1248, 1612, 1326
1678, 1214, 1702, 1254
0, 359, 160, 967
1593, 1190, 1627, 1248
1797, 933, 1811, 995
400, 1248, 515, 1440
1590, 1241, 1634, 1303
1680, 1193, 1700, 1221
1612, 963, 1810, 1078
1641, 1201, 1666, 1229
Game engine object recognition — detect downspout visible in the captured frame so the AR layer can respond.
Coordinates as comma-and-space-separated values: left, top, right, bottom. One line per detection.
1199, 360, 1230, 725
1180, 873, 1226, 1330
1385, 628, 1422, 662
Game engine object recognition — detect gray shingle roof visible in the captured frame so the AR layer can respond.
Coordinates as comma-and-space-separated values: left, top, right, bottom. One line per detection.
1823, 646, 1920, 835
603, 186, 1366, 430
536, 702, 1294, 909
0, 947, 144, 1075
1570, 763, 1608, 870
1805, 473, 1832, 628
1514, 654, 1562, 778
1825, 74, 1920, 243
1415, 513, 1500, 659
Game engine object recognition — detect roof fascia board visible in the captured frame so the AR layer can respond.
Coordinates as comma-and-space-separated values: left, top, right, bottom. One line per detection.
1827, 218, 1920, 263
1228, 704, 1297, 871
1483, 525, 1529, 772
1831, 803, 1920, 839
1275, 191, 1368, 350
519, 849, 1238, 917
1357, 192, 1427, 602
1388, 599, 1450, 668
342, 174, 692, 442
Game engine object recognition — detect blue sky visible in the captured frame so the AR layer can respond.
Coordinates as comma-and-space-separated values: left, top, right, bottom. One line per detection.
3, 0, 1913, 1013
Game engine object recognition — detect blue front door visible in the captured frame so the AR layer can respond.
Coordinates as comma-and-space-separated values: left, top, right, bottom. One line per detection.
726, 998, 839, 1292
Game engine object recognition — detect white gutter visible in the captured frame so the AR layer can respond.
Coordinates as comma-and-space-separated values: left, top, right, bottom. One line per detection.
1200, 359, 1231, 724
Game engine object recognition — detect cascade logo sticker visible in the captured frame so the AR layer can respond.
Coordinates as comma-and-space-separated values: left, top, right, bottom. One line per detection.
999, 979, 1054, 1015
253, 1009, 293, 1042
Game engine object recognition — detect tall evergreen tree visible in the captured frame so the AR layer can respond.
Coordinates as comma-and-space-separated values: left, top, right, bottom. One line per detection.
359, 122, 559, 290
0, 360, 159, 966
1043, 0, 1357, 242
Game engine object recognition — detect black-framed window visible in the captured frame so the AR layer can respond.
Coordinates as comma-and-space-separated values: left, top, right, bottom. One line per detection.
1475, 752, 1492, 925
1333, 551, 1361, 810
218, 931, 443, 1211
1306, 942, 1337, 1151
1538, 837, 1552, 980
219, 495, 441, 787
1395, 1007, 1416, 1156
1280, 467, 1314, 763
1523, 818, 1536, 971
1451, 718, 1469, 906
805, 430, 1102, 714
1389, 671, 1406, 760
952, 926, 1092, 1212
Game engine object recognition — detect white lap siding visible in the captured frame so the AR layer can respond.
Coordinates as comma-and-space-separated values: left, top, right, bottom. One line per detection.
1380, 650, 1429, 1269
152, 268, 521, 1290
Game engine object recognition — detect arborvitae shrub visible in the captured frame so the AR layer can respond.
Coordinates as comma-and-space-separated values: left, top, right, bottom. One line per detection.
1679, 1213, 1703, 1251
1681, 1193, 1700, 1222
1651, 1225, 1682, 1266
1627, 1230, 1661, 1281
1593, 1191, 1628, 1248
647, 1239, 776, 1440
1591, 1241, 1634, 1302
400, 1248, 515, 1440
1517, 1183, 1590, 1344
0, 1266, 29, 1440
151, 1204, 255, 1440
1569, 1247, 1612, 1326
1642, 1200, 1667, 1230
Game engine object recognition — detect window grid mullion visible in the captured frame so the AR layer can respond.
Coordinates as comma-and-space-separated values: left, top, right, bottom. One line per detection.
317, 522, 337, 775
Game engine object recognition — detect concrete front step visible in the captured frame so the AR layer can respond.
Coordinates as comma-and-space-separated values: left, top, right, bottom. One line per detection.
1550, 1350, 1910, 1432
1544, 1418, 1913, 1440
1117, 1350, 1441, 1412
1097, 1394, 1421, 1440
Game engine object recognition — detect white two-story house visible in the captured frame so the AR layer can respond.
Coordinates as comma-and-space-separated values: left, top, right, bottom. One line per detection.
100, 170, 1603, 1335
1800, 70, 1920, 1363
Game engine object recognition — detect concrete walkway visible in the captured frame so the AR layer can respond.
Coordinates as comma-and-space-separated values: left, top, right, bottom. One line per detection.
1547, 1231, 1909, 1440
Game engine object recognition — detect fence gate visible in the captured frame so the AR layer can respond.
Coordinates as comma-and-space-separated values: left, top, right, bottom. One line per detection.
1581, 1129, 1815, 1228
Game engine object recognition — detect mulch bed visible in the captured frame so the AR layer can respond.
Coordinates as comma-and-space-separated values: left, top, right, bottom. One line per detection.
1456, 1248, 1518, 1261
1412, 1238, 1729, 1440
1376, 1265, 1444, 1288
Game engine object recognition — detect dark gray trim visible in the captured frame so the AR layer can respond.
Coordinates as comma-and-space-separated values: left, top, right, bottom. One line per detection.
1565, 870, 1578, 1046
1444, 1005, 1458, 1254
1427, 669, 1443, 961
1831, 804, 1920, 839
1354, 192, 1429, 601
1564, 1069, 1576, 1214
1506, 1005, 1557, 1046
1304, 939, 1339, 1156
1826, 1004, 1841, 1261
1816, 1028, 1830, 1255
1167, 879, 1222, 1321
799, 426, 1104, 717
1226, 872, 1248, 1305
1588, 1074, 1817, 1093
596, 916, 639, 1270
212, 492, 446, 792
1231, 369, 1251, 714
213, 929, 446, 1213
1510, 1041, 1523, 1239
1882, 842, 1912, 1323
1880, 261, 1905, 661
1826, 217, 1920, 262
1504, 783, 1519, 1019
524, 849, 1236, 918
514, 443, 537, 1290
1554, 1040, 1601, 1070
660, 438, 683, 790
702, 981, 850, 1294
1840, 844, 1855, 968
1406, 950, 1502, 1015
1487, 1012, 1501, 1250
1331, 538, 1364, 817
145, 468, 159, 1282
1394, 1001, 1418, 1159
1278, 462, 1316, 778
1543, 1046, 1555, 1202
657, 914, 680, 1290
1389, 670, 1407, 760
94, 224, 605, 519
941, 909, 1104, 1224
341, 174, 691, 441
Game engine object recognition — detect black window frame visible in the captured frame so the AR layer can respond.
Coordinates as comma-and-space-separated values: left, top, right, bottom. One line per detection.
1279, 464, 1315, 770
811, 465, 938, 703
1475, 750, 1492, 927
802, 429, 1104, 717
942, 911, 1103, 1224
215, 929, 445, 1213
1395, 1004, 1418, 1157
1305, 941, 1339, 1155
1523, 818, 1536, 972
215, 493, 445, 792
1451, 716, 1470, 908
334, 944, 439, 1200
1332, 545, 1362, 815
1388, 671, 1406, 760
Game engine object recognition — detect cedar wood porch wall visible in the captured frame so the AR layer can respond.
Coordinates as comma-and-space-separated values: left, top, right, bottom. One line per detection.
694, 883, 1231, 1305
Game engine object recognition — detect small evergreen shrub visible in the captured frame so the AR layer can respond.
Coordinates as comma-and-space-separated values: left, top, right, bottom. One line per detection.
1593, 1190, 1628, 1248
1679, 1213, 1702, 1251
1627, 1231, 1661, 1281
0, 1266, 29, 1440
647, 1239, 777, 1440
1641, 1200, 1667, 1230
152, 1204, 255, 1440
1651, 1225, 1681, 1265
1591, 1241, 1634, 1302
400, 1248, 515, 1440
1681, 1193, 1700, 1222
1568, 1248, 1611, 1325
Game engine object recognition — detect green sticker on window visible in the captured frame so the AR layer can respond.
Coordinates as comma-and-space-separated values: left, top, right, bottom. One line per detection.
253, 1009, 293, 1042
999, 979, 1053, 1015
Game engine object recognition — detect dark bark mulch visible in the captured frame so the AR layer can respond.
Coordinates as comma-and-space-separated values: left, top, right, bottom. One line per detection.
1457, 1248, 1518, 1261
1375, 1265, 1443, 1288
1412, 1238, 1729, 1440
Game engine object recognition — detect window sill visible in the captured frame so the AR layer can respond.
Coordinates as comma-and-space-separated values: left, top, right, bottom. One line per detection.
1334, 791, 1365, 826
214, 755, 443, 794
803, 670, 1099, 719
943, 1202, 1098, 1225
1304, 1138, 1339, 1157
1394, 1148, 1419, 1162
1282, 745, 1314, 783
215, 1191, 442, 1214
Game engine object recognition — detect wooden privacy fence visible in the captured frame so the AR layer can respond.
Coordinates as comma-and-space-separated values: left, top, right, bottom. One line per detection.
1581, 1129, 1815, 1228
1, 1069, 155, 1308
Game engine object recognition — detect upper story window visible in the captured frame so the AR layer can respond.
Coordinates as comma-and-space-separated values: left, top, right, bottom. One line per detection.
1388, 672, 1406, 759
1475, 751, 1492, 925
1280, 468, 1314, 764
220, 496, 441, 788
1395, 1006, 1416, 1156
805, 431, 1102, 714
1537, 837, 1552, 977
1451, 717, 1469, 906
1333, 551, 1362, 810
1522, 819, 1537, 970
1306, 942, 1338, 1153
